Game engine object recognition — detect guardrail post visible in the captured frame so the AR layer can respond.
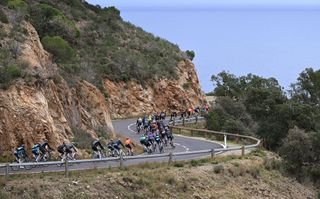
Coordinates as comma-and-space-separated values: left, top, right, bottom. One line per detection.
195, 115, 198, 124
5, 163, 9, 178
65, 158, 69, 177
182, 117, 185, 126
241, 146, 245, 157
224, 135, 227, 149
120, 153, 124, 168
211, 149, 215, 159
191, 130, 194, 136
168, 152, 173, 165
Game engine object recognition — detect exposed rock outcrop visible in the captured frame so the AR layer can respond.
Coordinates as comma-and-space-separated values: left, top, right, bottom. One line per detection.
0, 21, 114, 154
104, 59, 205, 118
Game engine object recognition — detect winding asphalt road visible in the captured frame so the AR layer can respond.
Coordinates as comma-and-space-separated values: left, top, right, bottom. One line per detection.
0, 118, 223, 175
113, 118, 223, 153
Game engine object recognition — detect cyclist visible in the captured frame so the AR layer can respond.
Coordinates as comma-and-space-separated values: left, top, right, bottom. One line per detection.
107, 139, 115, 156
147, 131, 156, 152
13, 144, 27, 163
170, 111, 177, 121
124, 137, 135, 156
31, 143, 41, 162
57, 142, 67, 160
136, 117, 143, 133
65, 142, 77, 160
160, 111, 166, 120
194, 106, 200, 115
39, 139, 53, 161
154, 134, 163, 153
112, 139, 125, 156
142, 115, 148, 126
92, 139, 105, 159
165, 126, 175, 148
139, 134, 151, 154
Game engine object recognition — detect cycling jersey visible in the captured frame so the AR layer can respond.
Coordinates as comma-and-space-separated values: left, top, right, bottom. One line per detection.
65, 144, 77, 153
57, 144, 66, 154
155, 135, 161, 143
32, 144, 41, 155
40, 141, 52, 153
92, 140, 104, 151
125, 138, 132, 146
112, 139, 124, 150
15, 146, 26, 158
148, 133, 155, 141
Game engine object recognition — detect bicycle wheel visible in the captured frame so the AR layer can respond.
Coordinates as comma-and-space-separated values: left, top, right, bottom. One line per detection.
23, 157, 33, 170
11, 161, 20, 171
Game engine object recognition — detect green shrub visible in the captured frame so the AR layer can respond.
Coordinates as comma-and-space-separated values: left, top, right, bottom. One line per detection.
0, 9, 8, 23
182, 81, 192, 90
263, 157, 282, 171
0, 0, 8, 6
190, 159, 204, 167
71, 127, 94, 149
173, 162, 185, 168
186, 50, 195, 60
165, 176, 176, 185
41, 36, 75, 63
213, 165, 224, 174
249, 149, 266, 157
7, 0, 27, 10
29, 3, 79, 42
247, 165, 261, 178
0, 64, 22, 89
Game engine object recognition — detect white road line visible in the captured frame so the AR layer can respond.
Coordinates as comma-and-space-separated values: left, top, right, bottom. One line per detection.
175, 143, 189, 152
128, 123, 136, 133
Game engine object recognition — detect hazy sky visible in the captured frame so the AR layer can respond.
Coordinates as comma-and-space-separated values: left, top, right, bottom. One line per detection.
87, 0, 320, 92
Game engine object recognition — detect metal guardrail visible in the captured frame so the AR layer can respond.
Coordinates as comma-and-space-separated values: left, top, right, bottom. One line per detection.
1, 116, 260, 176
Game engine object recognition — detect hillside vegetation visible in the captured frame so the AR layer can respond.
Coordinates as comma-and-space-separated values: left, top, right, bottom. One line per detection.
206, 69, 320, 186
0, 151, 317, 199
0, 0, 188, 89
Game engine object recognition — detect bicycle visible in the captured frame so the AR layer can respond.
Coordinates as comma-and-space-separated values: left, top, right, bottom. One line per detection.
136, 124, 142, 134
11, 154, 32, 171
92, 149, 106, 159
157, 141, 164, 153
126, 146, 134, 156
113, 148, 126, 157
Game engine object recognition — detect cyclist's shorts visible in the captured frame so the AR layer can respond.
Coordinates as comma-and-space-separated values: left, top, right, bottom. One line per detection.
125, 144, 132, 150
17, 150, 25, 157
57, 148, 64, 154
92, 146, 98, 151
113, 145, 120, 150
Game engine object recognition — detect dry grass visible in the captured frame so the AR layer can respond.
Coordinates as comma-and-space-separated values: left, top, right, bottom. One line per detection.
0, 152, 317, 199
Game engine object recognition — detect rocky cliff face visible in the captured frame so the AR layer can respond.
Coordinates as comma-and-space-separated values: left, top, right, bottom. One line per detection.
104, 59, 205, 118
0, 8, 205, 154
0, 21, 114, 154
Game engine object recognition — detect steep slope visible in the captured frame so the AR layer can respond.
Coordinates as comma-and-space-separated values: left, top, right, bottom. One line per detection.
0, 0, 205, 154
0, 8, 114, 154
